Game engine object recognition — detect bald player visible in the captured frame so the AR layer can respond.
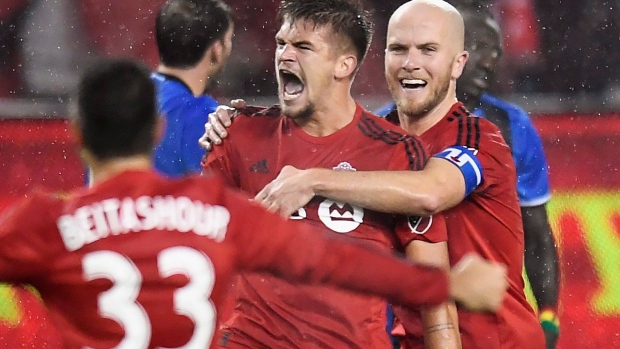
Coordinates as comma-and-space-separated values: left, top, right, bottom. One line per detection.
244, 1, 545, 348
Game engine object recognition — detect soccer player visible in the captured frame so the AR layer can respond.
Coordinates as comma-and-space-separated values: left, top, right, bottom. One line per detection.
202, 1, 460, 348
375, 3, 561, 347
202, 1, 545, 348
0, 58, 508, 349
152, 0, 233, 177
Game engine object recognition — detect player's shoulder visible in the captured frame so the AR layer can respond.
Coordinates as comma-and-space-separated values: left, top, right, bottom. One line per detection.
236, 105, 283, 119
228, 105, 283, 131
358, 109, 422, 145
442, 103, 503, 149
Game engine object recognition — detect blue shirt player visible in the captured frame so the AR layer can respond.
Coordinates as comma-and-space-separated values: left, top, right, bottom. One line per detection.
152, 72, 218, 176
151, 0, 234, 177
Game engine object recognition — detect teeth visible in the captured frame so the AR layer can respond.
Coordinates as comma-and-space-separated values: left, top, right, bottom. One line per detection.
402, 79, 425, 85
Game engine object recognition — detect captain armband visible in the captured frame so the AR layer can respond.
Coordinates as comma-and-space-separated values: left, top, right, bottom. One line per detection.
433, 145, 483, 197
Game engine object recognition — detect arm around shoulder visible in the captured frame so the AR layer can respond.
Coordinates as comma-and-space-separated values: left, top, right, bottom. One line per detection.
309, 157, 466, 216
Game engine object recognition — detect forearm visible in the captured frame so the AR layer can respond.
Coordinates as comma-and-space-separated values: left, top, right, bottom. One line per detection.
310, 158, 465, 216
405, 240, 460, 348
522, 205, 560, 309
421, 303, 461, 349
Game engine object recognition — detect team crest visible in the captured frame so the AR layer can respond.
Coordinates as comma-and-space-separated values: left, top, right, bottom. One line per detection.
318, 199, 364, 233
333, 162, 356, 171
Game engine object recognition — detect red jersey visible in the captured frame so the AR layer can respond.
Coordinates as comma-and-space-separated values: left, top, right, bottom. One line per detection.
388, 103, 544, 349
203, 104, 446, 349
0, 170, 449, 349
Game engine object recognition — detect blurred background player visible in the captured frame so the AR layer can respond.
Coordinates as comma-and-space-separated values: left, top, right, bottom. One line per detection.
202, 0, 460, 348
455, 2, 560, 348
152, 0, 233, 177
0, 57, 508, 349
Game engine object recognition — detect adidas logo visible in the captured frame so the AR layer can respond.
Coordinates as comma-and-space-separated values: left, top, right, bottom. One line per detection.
250, 159, 269, 174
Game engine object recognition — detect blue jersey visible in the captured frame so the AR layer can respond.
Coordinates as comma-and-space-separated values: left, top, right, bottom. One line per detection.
151, 72, 218, 177
375, 94, 551, 207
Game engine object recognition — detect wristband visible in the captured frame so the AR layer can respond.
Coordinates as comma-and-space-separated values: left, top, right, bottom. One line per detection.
539, 308, 560, 335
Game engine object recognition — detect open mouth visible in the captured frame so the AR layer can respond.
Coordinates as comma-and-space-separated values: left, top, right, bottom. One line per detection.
401, 78, 427, 90
280, 69, 305, 100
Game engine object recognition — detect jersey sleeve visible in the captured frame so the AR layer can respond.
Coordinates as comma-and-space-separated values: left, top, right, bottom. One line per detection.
511, 113, 551, 206
394, 213, 447, 246
0, 194, 55, 283
201, 131, 238, 187
218, 185, 449, 308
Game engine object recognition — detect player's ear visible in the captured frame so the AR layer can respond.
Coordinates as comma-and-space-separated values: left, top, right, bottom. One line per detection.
209, 40, 224, 66
451, 50, 469, 80
334, 54, 358, 80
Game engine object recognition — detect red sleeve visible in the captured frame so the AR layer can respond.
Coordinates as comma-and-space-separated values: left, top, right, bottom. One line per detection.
389, 134, 429, 172
0, 193, 56, 283
219, 185, 449, 308
395, 213, 447, 245
201, 139, 238, 187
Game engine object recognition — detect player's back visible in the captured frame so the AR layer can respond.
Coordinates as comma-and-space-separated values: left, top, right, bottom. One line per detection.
151, 71, 217, 176
419, 103, 544, 348
204, 105, 430, 349
3, 170, 254, 349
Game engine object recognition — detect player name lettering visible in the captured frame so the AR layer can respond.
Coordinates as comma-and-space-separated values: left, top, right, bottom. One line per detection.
57, 196, 230, 251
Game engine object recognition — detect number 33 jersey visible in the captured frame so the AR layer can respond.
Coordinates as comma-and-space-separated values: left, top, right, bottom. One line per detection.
0, 170, 449, 349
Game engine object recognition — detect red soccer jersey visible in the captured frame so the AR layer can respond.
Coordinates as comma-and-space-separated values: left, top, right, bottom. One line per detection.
203, 104, 446, 349
388, 103, 544, 349
0, 170, 449, 349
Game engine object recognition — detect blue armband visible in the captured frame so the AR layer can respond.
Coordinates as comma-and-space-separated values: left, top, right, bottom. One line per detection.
433, 146, 483, 197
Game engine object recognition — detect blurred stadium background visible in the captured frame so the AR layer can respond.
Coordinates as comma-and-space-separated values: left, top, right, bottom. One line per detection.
0, 0, 619, 347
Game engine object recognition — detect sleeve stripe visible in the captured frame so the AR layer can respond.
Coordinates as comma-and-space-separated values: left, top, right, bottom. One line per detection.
405, 137, 424, 170
453, 107, 481, 149
359, 115, 400, 144
359, 114, 427, 170
455, 111, 464, 145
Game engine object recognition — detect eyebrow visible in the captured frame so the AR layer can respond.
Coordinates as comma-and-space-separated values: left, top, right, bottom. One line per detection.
275, 36, 315, 48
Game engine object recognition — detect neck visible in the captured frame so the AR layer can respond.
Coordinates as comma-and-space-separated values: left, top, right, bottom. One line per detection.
398, 88, 459, 136
295, 86, 358, 137
157, 65, 211, 96
297, 98, 357, 137
88, 155, 152, 186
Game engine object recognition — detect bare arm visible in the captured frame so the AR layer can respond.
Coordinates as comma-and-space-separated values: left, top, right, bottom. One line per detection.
255, 159, 466, 218
310, 157, 466, 216
407, 241, 461, 349
522, 204, 560, 349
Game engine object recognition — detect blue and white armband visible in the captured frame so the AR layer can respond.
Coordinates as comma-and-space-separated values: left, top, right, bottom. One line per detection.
433, 145, 483, 197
